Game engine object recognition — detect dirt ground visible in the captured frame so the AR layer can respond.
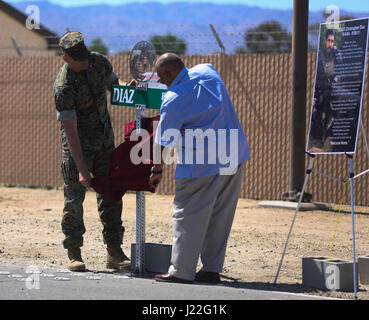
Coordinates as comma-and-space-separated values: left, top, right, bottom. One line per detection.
0, 185, 369, 300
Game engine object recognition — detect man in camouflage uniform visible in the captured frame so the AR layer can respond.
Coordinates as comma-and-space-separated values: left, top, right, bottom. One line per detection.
54, 31, 130, 272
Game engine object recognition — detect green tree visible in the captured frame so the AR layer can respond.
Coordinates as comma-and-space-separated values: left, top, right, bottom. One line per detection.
149, 33, 187, 55
116, 49, 130, 56
89, 38, 109, 55
236, 20, 292, 54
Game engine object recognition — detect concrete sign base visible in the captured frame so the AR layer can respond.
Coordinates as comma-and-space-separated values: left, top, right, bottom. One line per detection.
131, 243, 172, 274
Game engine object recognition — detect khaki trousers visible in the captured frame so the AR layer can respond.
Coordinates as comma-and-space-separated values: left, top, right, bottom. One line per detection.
168, 163, 244, 281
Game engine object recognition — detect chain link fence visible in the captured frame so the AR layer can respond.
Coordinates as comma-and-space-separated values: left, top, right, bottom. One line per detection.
0, 53, 368, 205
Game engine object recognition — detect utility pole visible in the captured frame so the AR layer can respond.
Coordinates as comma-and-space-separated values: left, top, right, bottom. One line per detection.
282, 0, 310, 202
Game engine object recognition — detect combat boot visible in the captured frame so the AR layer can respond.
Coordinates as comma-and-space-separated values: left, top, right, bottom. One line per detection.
67, 247, 86, 272
106, 244, 130, 270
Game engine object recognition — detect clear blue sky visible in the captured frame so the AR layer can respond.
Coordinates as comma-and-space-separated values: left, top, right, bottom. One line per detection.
4, 0, 369, 13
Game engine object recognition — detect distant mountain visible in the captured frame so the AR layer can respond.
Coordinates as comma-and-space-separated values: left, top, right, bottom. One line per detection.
6, 1, 369, 54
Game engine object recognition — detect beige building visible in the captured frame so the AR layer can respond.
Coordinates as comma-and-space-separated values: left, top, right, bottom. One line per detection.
0, 1, 58, 56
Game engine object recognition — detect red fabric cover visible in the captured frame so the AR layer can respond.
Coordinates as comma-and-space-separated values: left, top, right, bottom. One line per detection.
91, 115, 160, 202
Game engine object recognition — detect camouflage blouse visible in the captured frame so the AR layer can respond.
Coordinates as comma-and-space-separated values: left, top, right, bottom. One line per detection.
54, 52, 118, 153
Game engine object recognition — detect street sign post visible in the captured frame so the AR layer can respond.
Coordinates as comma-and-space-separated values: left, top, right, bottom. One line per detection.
111, 85, 166, 109
110, 41, 166, 276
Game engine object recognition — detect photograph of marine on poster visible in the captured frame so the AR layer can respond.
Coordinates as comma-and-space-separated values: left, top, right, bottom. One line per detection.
306, 18, 369, 154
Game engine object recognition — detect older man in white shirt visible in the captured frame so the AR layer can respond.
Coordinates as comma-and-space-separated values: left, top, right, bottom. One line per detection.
150, 53, 250, 284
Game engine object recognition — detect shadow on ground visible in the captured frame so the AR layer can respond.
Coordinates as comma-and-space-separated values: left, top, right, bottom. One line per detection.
219, 275, 314, 294
217, 274, 366, 298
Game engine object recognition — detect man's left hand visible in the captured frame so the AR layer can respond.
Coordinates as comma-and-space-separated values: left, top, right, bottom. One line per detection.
149, 173, 162, 189
118, 79, 136, 86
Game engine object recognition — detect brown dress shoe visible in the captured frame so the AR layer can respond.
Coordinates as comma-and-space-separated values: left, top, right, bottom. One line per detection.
154, 273, 193, 284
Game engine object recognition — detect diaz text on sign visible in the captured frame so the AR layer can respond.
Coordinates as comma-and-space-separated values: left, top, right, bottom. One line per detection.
112, 86, 135, 105
111, 85, 167, 110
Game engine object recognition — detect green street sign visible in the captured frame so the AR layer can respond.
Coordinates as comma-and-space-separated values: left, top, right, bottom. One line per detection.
111, 85, 167, 109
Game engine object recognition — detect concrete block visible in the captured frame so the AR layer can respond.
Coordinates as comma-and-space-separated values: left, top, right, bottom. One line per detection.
302, 256, 356, 291
358, 255, 369, 285
131, 242, 172, 274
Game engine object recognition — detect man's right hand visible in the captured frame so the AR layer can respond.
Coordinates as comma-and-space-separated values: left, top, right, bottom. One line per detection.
78, 167, 92, 188
62, 119, 92, 188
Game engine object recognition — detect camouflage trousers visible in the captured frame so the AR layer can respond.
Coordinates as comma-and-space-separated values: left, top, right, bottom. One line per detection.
61, 146, 124, 249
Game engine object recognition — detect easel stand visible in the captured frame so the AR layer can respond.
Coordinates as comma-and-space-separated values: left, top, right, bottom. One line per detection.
274, 121, 369, 299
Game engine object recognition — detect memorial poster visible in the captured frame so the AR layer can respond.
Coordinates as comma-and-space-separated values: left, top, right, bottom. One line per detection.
306, 18, 369, 154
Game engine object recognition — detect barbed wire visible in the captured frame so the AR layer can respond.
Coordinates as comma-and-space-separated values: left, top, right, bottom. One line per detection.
0, 31, 295, 41
0, 40, 295, 49
0, 22, 321, 55
15, 22, 293, 30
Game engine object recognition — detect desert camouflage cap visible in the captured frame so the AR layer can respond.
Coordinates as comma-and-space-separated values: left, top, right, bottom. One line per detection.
59, 31, 84, 49
59, 31, 90, 61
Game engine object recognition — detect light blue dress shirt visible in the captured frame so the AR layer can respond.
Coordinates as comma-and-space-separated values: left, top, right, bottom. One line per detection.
155, 63, 250, 178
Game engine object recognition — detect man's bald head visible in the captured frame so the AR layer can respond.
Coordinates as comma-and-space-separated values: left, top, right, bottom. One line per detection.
155, 53, 185, 87
156, 53, 184, 72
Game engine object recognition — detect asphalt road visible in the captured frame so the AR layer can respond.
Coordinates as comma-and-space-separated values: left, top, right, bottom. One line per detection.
0, 263, 335, 302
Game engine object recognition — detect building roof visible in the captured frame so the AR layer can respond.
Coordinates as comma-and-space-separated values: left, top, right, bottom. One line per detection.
0, 0, 58, 50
